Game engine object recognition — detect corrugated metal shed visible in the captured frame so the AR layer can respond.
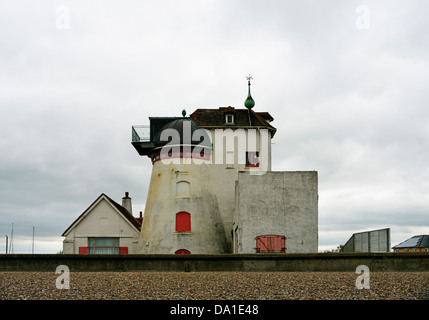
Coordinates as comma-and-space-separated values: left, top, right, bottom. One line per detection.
340, 228, 391, 253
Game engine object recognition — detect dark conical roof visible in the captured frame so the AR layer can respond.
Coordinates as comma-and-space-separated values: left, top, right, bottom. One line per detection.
153, 118, 212, 148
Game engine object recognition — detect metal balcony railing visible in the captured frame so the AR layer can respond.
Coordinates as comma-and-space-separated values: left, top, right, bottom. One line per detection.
132, 125, 150, 143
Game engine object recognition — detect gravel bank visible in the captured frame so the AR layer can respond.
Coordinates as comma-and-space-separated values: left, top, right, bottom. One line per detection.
0, 272, 428, 300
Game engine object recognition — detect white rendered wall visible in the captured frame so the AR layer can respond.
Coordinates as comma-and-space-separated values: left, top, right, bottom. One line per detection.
234, 171, 318, 254
62, 198, 140, 254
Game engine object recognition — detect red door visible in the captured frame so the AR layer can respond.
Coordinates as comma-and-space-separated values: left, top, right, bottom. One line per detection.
175, 249, 191, 254
176, 212, 191, 232
255, 235, 286, 253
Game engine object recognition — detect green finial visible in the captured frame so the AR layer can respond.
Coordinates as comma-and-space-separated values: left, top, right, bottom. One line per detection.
244, 74, 255, 109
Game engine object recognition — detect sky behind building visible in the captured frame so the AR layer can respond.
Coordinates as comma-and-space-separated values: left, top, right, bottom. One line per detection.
0, 0, 428, 253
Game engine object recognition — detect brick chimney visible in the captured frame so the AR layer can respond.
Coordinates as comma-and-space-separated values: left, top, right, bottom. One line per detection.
122, 192, 132, 214
136, 211, 143, 225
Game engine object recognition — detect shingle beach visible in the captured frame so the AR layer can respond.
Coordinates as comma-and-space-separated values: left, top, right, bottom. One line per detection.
1, 271, 428, 300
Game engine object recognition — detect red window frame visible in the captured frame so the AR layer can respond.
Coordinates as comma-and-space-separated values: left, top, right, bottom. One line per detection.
175, 212, 191, 232
245, 151, 259, 167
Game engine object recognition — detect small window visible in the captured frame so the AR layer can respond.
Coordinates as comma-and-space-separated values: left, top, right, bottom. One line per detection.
176, 212, 191, 232
226, 114, 234, 124
176, 181, 190, 198
226, 151, 234, 168
246, 151, 259, 167
88, 237, 120, 254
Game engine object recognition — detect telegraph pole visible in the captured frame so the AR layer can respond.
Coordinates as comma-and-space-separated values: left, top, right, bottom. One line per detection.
5, 235, 8, 254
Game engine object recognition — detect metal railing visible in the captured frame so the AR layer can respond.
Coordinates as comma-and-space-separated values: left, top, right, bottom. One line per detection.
132, 125, 150, 142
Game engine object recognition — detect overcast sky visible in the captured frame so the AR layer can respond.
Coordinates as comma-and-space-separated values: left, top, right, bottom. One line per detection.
1, 0, 428, 253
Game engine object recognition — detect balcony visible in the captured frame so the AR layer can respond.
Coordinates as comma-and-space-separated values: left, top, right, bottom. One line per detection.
131, 125, 154, 156
132, 125, 150, 142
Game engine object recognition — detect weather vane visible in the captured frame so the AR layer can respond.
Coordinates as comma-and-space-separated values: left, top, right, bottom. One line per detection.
244, 74, 255, 110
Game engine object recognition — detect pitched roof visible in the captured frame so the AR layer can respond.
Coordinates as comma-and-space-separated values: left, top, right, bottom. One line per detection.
256, 112, 274, 122
392, 235, 429, 249
103, 194, 142, 230
190, 107, 276, 136
62, 193, 141, 236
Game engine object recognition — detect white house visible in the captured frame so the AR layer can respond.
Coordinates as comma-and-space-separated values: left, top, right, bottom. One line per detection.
62, 192, 142, 254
